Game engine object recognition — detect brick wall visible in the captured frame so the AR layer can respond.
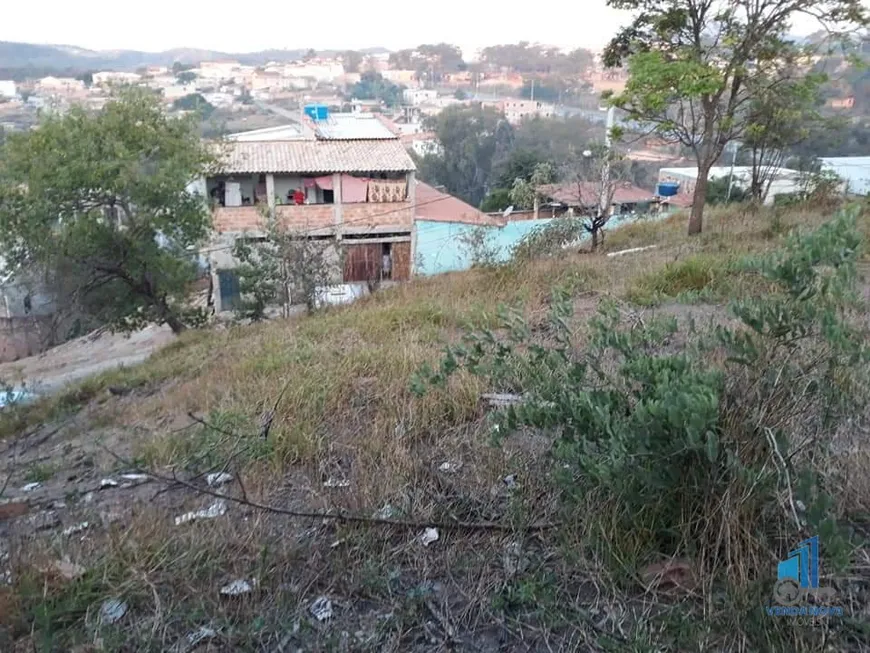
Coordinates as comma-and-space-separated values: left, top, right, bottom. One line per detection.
343, 202, 413, 230
213, 206, 264, 232
277, 204, 335, 230
213, 202, 412, 234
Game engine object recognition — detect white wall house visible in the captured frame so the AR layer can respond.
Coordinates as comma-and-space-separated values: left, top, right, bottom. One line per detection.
820, 157, 870, 196
403, 89, 438, 105
93, 71, 142, 85
658, 166, 804, 205
0, 80, 18, 98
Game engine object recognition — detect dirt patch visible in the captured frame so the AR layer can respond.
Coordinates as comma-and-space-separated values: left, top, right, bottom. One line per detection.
0, 325, 175, 396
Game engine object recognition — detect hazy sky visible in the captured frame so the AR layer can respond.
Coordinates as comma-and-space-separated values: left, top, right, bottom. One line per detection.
1, 0, 852, 55
2, 0, 634, 53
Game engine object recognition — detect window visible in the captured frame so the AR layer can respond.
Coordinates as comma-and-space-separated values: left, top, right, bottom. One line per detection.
217, 270, 240, 312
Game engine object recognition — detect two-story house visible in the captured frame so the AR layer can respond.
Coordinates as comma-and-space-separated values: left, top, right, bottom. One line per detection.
198, 107, 418, 312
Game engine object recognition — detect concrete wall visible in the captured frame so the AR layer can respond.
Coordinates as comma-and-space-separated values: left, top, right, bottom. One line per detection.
0, 315, 54, 363
415, 219, 553, 275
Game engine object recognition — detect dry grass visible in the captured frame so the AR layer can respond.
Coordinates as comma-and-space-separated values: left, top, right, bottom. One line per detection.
2, 201, 870, 651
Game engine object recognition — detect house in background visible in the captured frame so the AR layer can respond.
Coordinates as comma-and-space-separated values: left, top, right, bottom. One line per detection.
197, 107, 418, 312
657, 166, 804, 206
820, 156, 870, 196
0, 80, 18, 99
536, 181, 655, 218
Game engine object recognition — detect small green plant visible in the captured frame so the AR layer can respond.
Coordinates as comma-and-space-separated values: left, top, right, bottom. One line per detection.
24, 462, 57, 484
457, 226, 503, 268
512, 217, 585, 261
416, 209, 868, 600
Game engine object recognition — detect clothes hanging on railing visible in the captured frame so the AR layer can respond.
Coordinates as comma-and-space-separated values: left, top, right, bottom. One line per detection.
367, 179, 407, 203
341, 175, 369, 203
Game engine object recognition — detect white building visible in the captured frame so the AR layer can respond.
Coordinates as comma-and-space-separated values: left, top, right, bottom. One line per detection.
162, 84, 198, 101
820, 157, 870, 196
658, 165, 804, 205
196, 61, 242, 80
37, 76, 86, 94
93, 71, 142, 85
0, 80, 17, 99
403, 88, 438, 105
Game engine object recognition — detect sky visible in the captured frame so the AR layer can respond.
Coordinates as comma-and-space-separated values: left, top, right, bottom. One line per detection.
0, 0, 853, 56
1, 0, 634, 54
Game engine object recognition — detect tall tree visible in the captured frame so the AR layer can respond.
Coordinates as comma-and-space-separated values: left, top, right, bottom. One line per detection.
417, 104, 514, 206
742, 69, 826, 202
604, 0, 868, 235
0, 87, 214, 334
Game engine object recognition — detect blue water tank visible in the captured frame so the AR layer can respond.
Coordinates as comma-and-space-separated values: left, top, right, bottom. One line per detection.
657, 181, 680, 197
304, 104, 329, 122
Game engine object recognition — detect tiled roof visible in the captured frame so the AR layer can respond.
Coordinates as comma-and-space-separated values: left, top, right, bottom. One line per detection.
214, 139, 416, 174
538, 181, 654, 206
415, 182, 504, 226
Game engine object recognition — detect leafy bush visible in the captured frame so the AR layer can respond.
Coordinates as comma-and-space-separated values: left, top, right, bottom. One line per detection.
457, 227, 503, 268
511, 218, 585, 261
416, 208, 868, 586
627, 254, 732, 304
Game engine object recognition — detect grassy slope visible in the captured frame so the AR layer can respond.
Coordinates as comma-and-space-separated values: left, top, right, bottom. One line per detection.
2, 203, 869, 652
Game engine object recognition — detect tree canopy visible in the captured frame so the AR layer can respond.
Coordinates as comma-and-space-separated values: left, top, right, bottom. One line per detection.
417, 104, 513, 207
0, 87, 215, 333
604, 0, 868, 234
348, 71, 404, 107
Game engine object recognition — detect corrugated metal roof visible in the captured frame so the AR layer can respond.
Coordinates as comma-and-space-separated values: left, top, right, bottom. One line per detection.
226, 125, 308, 141
312, 113, 397, 140
214, 139, 416, 174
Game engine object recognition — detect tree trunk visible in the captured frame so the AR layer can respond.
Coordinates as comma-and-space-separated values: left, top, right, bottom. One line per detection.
163, 311, 187, 335
155, 296, 186, 334
688, 165, 711, 235
591, 226, 599, 251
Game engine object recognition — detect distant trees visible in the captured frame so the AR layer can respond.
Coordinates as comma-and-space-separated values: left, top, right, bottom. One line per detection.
0, 88, 214, 334
176, 70, 197, 85
417, 106, 616, 209
417, 104, 513, 207
349, 71, 403, 107
388, 43, 466, 84
172, 93, 215, 118
604, 0, 868, 235
480, 43, 594, 76
76, 71, 94, 87
341, 51, 363, 73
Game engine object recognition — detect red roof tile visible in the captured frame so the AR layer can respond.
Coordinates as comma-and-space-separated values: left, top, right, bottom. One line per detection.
538, 181, 654, 206
416, 182, 504, 226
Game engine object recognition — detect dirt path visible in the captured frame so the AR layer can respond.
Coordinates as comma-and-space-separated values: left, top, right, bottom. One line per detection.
0, 325, 175, 396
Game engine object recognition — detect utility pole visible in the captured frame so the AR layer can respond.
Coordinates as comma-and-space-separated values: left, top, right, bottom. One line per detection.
726, 141, 740, 201
599, 105, 616, 220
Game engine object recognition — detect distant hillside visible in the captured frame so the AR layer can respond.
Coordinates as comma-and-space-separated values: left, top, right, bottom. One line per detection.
0, 41, 391, 79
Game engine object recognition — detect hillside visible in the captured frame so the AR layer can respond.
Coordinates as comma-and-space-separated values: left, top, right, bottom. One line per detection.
1, 203, 870, 651
0, 41, 390, 76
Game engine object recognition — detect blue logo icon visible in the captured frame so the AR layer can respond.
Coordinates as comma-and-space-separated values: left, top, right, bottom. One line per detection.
768, 535, 842, 617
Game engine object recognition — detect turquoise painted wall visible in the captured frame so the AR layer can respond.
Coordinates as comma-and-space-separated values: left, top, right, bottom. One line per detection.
415, 219, 553, 276
415, 212, 667, 276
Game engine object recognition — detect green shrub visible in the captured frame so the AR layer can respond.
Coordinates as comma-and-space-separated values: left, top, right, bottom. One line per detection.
627, 254, 732, 304
416, 208, 868, 592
